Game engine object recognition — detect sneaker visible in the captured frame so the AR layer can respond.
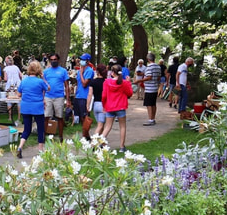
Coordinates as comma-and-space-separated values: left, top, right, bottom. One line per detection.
169, 103, 172, 108
119, 147, 126, 153
174, 104, 177, 109
143, 120, 156, 126
17, 148, 22, 159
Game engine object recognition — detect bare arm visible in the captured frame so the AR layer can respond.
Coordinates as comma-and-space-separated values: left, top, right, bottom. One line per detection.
134, 76, 152, 84
64, 80, 71, 107
80, 67, 90, 88
87, 86, 93, 112
176, 71, 181, 87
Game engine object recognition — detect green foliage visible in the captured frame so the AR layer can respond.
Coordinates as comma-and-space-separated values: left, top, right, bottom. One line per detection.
0, 0, 55, 60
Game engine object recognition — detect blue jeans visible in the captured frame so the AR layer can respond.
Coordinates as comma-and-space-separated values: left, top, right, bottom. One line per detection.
178, 84, 188, 112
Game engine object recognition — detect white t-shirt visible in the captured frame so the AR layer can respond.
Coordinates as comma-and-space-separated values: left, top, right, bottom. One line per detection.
4, 65, 21, 91
135, 65, 146, 80
178, 63, 188, 86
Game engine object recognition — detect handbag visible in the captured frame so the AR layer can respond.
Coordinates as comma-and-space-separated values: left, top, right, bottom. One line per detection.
82, 115, 93, 132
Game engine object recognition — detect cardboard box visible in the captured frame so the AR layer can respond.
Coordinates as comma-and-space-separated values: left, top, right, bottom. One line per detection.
0, 125, 10, 146
46, 120, 58, 134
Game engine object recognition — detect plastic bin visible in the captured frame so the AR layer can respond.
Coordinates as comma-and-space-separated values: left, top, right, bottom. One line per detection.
0, 125, 10, 146
9, 131, 19, 143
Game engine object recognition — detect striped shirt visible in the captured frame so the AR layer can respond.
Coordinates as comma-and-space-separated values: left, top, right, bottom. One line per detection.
144, 63, 161, 93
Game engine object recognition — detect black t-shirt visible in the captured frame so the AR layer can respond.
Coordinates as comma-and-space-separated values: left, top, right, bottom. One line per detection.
167, 63, 179, 85
160, 64, 167, 77
90, 78, 105, 102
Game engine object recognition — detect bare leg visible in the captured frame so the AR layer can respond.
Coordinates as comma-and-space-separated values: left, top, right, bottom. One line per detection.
57, 118, 64, 141
151, 106, 157, 120
102, 117, 115, 137
8, 105, 12, 120
146, 106, 152, 120
95, 122, 104, 135
38, 143, 44, 151
118, 116, 126, 148
18, 138, 26, 149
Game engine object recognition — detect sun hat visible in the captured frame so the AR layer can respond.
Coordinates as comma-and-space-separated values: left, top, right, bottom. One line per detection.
79, 53, 91, 61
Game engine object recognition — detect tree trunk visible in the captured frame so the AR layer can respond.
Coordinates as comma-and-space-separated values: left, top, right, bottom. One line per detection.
121, 0, 148, 70
90, 0, 96, 64
97, 0, 107, 64
55, 0, 72, 67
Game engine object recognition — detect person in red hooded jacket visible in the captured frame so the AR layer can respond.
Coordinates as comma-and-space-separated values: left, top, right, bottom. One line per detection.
102, 64, 133, 152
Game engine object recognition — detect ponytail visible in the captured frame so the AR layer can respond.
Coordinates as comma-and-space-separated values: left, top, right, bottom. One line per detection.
111, 64, 123, 85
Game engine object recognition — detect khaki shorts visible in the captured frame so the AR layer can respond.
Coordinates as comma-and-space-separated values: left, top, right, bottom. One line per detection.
45, 97, 64, 118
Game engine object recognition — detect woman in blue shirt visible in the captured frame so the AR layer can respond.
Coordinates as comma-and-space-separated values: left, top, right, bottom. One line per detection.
17, 61, 49, 158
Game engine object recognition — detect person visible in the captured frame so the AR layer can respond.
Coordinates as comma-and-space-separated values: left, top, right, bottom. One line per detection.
102, 64, 133, 152
135, 59, 146, 99
158, 59, 167, 98
166, 56, 179, 109
134, 53, 161, 126
71, 55, 76, 70
43, 53, 70, 142
16, 61, 50, 158
3, 55, 22, 121
73, 53, 94, 140
176, 57, 194, 113
0, 56, 3, 81
87, 64, 107, 135
12, 50, 23, 72
117, 56, 130, 80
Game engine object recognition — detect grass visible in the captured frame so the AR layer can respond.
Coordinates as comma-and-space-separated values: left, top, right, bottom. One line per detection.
1, 111, 207, 164
125, 123, 206, 163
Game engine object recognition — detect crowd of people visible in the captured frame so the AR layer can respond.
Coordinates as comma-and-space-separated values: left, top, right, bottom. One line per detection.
0, 50, 194, 158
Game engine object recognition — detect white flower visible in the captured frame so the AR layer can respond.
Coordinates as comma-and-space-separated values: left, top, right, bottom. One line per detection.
66, 139, 74, 145
125, 151, 135, 160
32, 155, 43, 169
189, 121, 199, 127
71, 161, 81, 174
162, 175, 174, 185
81, 137, 92, 151
88, 206, 96, 215
51, 169, 60, 181
9, 205, 16, 212
21, 161, 28, 167
5, 175, 12, 183
0, 186, 5, 195
144, 200, 151, 207
135, 154, 146, 163
102, 145, 110, 152
94, 149, 104, 162
115, 158, 127, 168
11, 170, 18, 176
111, 150, 117, 155
144, 208, 151, 215
48, 135, 54, 140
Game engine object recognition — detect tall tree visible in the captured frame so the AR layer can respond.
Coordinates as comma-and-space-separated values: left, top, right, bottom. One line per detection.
121, 0, 148, 69
56, 0, 72, 66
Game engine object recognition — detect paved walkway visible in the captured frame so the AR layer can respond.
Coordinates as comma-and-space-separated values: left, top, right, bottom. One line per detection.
0, 95, 180, 168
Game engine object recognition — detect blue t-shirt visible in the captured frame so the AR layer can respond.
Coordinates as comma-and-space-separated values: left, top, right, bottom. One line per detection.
18, 76, 48, 115
43, 66, 69, 98
76, 66, 94, 99
122, 67, 130, 80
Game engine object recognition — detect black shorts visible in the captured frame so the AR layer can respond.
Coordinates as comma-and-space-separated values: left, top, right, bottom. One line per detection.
73, 98, 87, 118
143, 92, 158, 106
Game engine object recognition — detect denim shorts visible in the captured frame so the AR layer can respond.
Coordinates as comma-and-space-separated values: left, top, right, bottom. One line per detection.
169, 84, 176, 91
106, 110, 126, 118
93, 101, 106, 123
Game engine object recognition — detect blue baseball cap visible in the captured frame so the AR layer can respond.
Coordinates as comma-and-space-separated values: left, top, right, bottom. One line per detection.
79, 53, 91, 61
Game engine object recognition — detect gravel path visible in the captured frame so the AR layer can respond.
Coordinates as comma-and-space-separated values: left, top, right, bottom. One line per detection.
0, 95, 180, 169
